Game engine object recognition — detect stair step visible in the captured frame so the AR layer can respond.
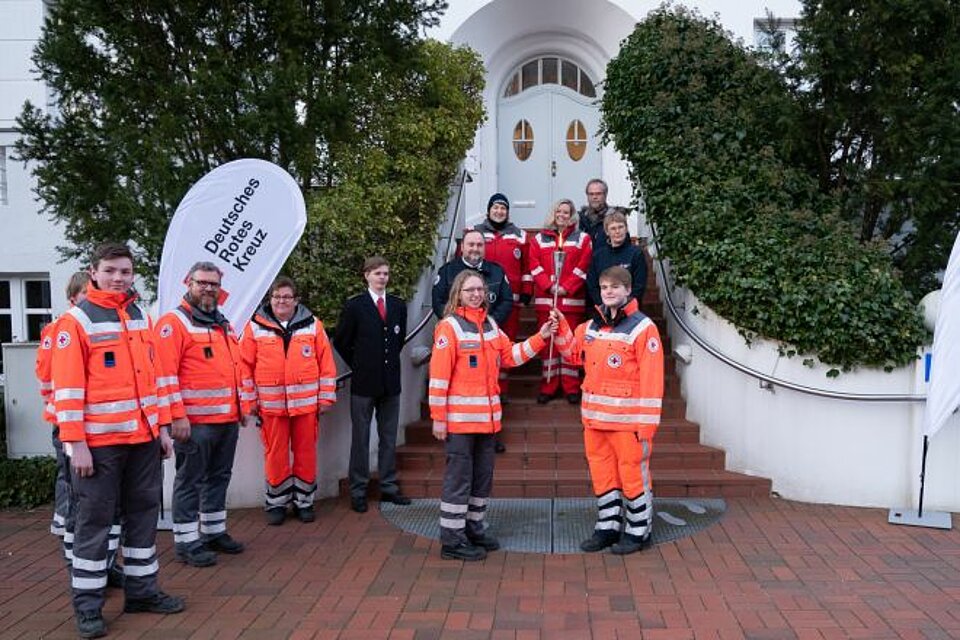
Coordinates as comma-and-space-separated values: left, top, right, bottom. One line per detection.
403, 417, 702, 445
387, 468, 771, 499
395, 441, 726, 473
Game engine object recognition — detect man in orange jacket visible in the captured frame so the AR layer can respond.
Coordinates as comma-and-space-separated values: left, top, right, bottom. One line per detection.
241, 276, 337, 525
51, 242, 183, 638
156, 261, 254, 568
556, 265, 664, 555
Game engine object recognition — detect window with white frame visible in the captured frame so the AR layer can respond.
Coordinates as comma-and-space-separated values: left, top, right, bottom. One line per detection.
0, 146, 8, 206
0, 276, 53, 373
754, 17, 799, 54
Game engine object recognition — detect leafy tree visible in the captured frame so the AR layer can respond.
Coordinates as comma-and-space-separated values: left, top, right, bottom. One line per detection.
782, 0, 960, 297
14, 0, 484, 315
602, 7, 926, 373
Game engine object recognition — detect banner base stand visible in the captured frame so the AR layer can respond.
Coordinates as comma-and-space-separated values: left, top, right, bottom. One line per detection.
157, 514, 174, 531
888, 508, 952, 530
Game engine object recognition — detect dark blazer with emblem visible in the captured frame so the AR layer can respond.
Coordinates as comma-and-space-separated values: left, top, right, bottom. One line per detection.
334, 292, 407, 398
431, 258, 513, 325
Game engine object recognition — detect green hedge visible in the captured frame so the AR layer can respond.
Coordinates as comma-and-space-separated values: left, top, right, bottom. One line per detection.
601, 7, 927, 375
0, 456, 57, 509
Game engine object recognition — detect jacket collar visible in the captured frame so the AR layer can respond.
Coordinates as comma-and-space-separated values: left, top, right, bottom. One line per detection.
455, 305, 487, 325
596, 298, 639, 327
180, 296, 230, 329
253, 301, 313, 332
85, 283, 136, 309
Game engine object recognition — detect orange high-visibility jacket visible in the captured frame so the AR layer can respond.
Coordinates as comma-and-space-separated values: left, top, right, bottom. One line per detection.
428, 306, 546, 434
156, 300, 252, 424
35, 320, 57, 424
529, 227, 593, 313
556, 299, 664, 439
240, 304, 337, 417
50, 284, 171, 446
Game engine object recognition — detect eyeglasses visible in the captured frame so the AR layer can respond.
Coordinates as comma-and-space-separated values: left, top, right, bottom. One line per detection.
462, 286, 486, 294
271, 295, 296, 301
191, 279, 221, 289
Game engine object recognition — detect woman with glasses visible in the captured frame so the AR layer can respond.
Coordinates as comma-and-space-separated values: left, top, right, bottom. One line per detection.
240, 276, 337, 525
428, 271, 558, 561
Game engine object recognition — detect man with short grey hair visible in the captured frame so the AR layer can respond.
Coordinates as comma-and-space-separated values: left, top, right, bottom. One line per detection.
579, 178, 630, 248
156, 261, 254, 568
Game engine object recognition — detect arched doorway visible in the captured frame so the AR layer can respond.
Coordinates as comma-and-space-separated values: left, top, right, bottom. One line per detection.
497, 56, 602, 228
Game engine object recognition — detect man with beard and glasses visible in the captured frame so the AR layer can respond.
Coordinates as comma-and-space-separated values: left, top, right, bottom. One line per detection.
156, 262, 254, 568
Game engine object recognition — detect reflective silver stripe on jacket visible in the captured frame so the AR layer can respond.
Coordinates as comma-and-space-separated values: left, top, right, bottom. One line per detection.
185, 404, 233, 416
181, 387, 233, 399
581, 410, 660, 425
583, 393, 662, 408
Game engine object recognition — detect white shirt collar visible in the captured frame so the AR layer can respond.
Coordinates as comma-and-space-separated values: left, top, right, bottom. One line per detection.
368, 288, 386, 304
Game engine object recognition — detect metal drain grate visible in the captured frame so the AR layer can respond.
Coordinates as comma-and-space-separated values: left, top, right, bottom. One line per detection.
380, 497, 725, 553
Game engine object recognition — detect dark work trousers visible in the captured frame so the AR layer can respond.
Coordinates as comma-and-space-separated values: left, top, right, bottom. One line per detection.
172, 422, 239, 552
58, 438, 122, 570
439, 433, 496, 547
51, 427, 70, 538
71, 439, 161, 613
349, 394, 400, 498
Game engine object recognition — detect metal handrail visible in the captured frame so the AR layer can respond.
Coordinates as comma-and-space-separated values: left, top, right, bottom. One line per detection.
649, 222, 927, 403
335, 168, 469, 383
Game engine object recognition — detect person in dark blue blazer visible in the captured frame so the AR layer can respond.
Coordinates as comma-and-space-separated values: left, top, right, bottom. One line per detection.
334, 256, 410, 513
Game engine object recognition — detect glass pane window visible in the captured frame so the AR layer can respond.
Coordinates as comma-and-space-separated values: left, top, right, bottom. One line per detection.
580, 74, 596, 98
0, 281, 9, 308
27, 314, 52, 342
503, 72, 520, 98
521, 61, 539, 91
566, 120, 588, 161
512, 120, 534, 161
0, 313, 10, 373
541, 57, 558, 84
561, 60, 579, 92
25, 280, 52, 309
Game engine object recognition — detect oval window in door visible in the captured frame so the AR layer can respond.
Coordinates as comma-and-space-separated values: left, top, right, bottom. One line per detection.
566, 120, 587, 161
513, 120, 534, 161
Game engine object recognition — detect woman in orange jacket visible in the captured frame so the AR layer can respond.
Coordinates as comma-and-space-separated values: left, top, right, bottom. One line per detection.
555, 265, 664, 555
241, 276, 337, 525
528, 198, 593, 404
429, 270, 558, 561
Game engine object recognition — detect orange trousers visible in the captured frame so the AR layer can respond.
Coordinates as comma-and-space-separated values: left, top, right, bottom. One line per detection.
584, 429, 653, 498
261, 413, 318, 495
584, 429, 654, 540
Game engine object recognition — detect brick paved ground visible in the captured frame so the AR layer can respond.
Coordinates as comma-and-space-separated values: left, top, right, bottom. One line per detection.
1, 497, 958, 639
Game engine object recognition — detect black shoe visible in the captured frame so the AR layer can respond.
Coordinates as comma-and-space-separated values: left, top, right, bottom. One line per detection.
124, 591, 185, 614
296, 506, 315, 523
566, 393, 582, 405
266, 507, 286, 526
580, 531, 619, 553
75, 609, 106, 638
205, 533, 244, 554
107, 564, 125, 589
175, 545, 217, 567
381, 492, 411, 506
441, 542, 487, 561
467, 534, 501, 551
351, 496, 368, 513
536, 393, 552, 404
610, 533, 651, 556
494, 440, 506, 454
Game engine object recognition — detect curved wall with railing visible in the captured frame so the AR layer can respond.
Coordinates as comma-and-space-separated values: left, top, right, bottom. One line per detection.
652, 238, 960, 511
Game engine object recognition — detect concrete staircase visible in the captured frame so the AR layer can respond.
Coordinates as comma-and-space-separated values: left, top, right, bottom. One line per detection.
370, 255, 771, 499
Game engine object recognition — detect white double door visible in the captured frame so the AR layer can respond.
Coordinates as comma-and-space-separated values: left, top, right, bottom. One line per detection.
497, 87, 601, 229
